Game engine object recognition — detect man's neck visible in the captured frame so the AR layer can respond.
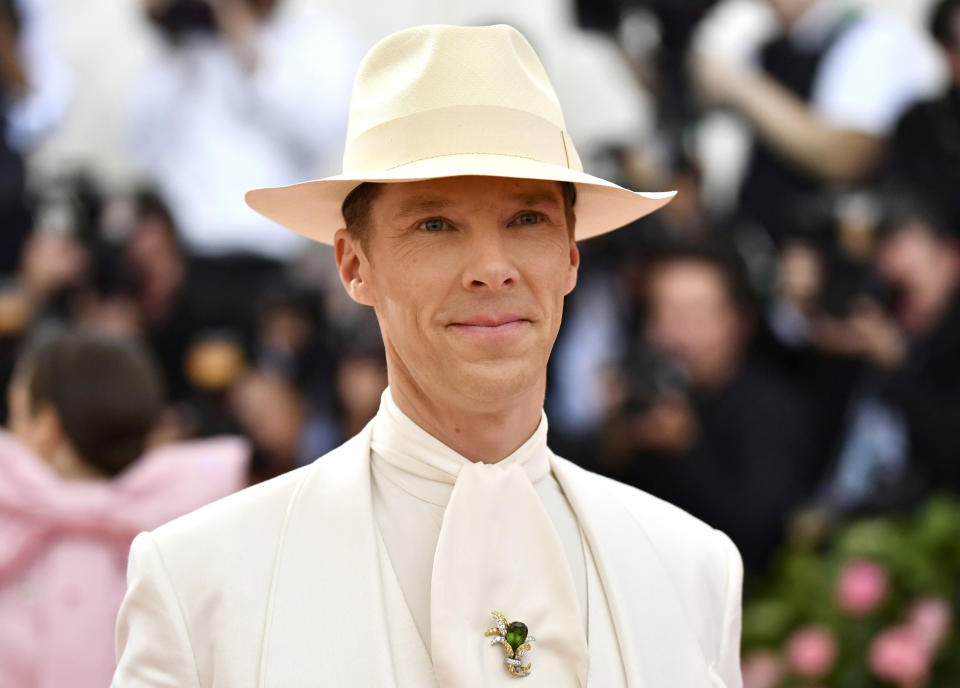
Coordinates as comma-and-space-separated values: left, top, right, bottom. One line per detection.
386, 378, 544, 464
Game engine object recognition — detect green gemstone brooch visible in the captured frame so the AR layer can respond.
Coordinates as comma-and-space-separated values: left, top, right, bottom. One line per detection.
485, 611, 536, 678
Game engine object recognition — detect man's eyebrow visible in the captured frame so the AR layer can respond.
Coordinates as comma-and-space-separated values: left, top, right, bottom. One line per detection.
508, 191, 564, 208
391, 190, 563, 221
392, 196, 454, 220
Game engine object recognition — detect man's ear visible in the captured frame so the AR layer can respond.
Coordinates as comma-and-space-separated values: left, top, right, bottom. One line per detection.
564, 238, 580, 295
334, 228, 376, 307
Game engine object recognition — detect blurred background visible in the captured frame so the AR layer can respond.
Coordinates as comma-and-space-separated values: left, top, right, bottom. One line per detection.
1, 0, 959, 686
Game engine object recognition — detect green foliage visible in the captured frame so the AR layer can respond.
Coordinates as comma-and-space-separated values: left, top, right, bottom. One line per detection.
742, 494, 960, 687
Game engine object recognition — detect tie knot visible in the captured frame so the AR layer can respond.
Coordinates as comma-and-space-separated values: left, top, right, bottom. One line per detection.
370, 388, 553, 507
457, 459, 541, 492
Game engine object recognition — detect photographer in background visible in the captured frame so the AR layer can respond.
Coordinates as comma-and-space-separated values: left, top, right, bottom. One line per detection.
801, 196, 960, 523
130, 0, 360, 339
868, 203, 960, 496
603, 242, 817, 576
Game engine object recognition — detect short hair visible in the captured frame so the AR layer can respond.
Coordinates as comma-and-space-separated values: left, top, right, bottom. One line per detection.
643, 239, 757, 319
931, 0, 960, 47
341, 179, 578, 250
875, 190, 953, 242
341, 182, 383, 250
15, 329, 164, 477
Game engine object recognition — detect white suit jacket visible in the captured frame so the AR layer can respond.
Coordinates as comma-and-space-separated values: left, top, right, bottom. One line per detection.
112, 422, 743, 687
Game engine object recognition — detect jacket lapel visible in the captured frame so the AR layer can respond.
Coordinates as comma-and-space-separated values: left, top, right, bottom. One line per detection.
551, 456, 713, 687
259, 423, 396, 687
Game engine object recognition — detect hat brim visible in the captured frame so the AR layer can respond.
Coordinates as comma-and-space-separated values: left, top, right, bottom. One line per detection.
245, 153, 676, 245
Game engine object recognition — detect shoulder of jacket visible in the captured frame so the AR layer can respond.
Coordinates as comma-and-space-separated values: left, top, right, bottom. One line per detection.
148, 433, 363, 561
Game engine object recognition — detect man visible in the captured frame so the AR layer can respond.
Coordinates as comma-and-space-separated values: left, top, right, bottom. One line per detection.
693, 0, 936, 242
867, 203, 960, 496
113, 24, 743, 687
798, 195, 960, 524
606, 242, 817, 574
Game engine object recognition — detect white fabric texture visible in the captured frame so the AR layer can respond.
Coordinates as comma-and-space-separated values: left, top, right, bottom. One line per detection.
431, 460, 587, 685
376, 528, 439, 687
375, 517, 630, 687
371, 388, 588, 657
581, 531, 629, 686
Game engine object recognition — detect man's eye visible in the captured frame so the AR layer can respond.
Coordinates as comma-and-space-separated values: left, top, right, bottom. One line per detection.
419, 218, 449, 232
511, 212, 542, 226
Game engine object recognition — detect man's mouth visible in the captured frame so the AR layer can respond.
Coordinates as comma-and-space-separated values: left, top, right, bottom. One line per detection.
452, 314, 528, 327
447, 315, 531, 338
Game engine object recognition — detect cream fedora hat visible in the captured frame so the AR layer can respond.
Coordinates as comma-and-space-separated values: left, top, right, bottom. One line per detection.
245, 23, 675, 244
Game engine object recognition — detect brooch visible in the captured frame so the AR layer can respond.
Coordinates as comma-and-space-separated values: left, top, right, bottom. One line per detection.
485, 611, 536, 677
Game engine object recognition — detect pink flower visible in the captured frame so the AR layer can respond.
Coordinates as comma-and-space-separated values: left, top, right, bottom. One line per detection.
868, 626, 931, 687
836, 559, 888, 615
742, 650, 785, 688
786, 625, 837, 679
907, 597, 952, 652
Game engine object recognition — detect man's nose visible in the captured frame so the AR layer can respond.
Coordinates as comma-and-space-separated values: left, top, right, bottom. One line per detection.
461, 229, 518, 292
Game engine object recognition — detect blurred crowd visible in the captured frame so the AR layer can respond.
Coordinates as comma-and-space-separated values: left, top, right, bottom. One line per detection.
553, 0, 960, 576
1, 0, 959, 684
1, 0, 382, 484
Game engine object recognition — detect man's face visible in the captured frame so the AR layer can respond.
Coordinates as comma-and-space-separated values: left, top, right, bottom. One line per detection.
876, 223, 960, 334
645, 260, 746, 390
336, 176, 579, 406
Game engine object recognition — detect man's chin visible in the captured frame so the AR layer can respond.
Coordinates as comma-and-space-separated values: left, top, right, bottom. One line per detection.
445, 359, 544, 400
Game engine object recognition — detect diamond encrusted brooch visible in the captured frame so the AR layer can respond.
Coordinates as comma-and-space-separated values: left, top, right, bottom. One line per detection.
485, 611, 536, 678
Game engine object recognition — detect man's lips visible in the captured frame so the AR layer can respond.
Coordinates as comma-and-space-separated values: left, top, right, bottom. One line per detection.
450, 314, 529, 327
446, 315, 532, 338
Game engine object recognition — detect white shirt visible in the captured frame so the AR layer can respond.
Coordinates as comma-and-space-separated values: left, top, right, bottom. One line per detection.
790, 0, 939, 137
127, 6, 360, 259
369, 388, 588, 653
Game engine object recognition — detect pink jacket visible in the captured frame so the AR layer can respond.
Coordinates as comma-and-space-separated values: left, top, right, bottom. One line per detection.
0, 430, 249, 688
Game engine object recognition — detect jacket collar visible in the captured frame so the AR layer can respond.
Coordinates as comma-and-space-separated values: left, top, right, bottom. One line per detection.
551, 454, 713, 687
259, 423, 397, 687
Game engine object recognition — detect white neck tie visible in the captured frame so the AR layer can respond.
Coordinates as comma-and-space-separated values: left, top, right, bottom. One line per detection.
430, 459, 589, 686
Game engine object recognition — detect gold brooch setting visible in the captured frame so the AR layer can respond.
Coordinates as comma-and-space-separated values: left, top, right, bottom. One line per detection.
485, 611, 536, 678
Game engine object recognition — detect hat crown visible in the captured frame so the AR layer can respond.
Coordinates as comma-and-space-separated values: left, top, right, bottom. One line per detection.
347, 24, 567, 139
245, 24, 675, 247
